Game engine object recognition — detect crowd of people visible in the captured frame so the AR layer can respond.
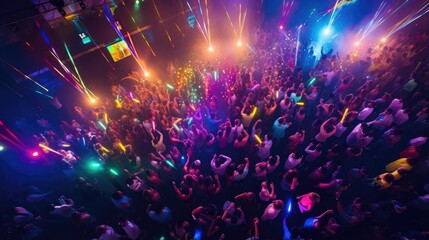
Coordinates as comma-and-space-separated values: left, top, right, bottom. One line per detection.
3, 26, 429, 240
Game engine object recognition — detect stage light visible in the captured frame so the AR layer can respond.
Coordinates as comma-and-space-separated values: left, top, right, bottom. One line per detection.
135, 0, 139, 4
355, 41, 360, 46
279, 25, 284, 30
32, 151, 40, 157
208, 46, 214, 52
323, 26, 333, 36
237, 41, 242, 47
0, 145, 4, 151
144, 71, 150, 77
381, 37, 386, 42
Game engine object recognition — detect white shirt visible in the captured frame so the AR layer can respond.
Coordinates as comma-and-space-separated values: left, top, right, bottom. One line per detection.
267, 159, 280, 174
233, 124, 244, 136
233, 167, 249, 181
409, 137, 428, 147
98, 226, 120, 240
357, 107, 374, 121
335, 122, 347, 137
346, 123, 364, 146
394, 109, 408, 125
315, 127, 336, 142
324, 70, 335, 87
284, 153, 302, 170
261, 203, 281, 221
211, 156, 232, 175
388, 98, 403, 114
259, 187, 271, 202
122, 220, 141, 240
257, 144, 271, 160
128, 177, 145, 192
305, 147, 322, 162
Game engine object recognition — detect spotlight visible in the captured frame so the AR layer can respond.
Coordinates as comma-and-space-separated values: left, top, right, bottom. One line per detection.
79, 1, 86, 9
144, 71, 150, 77
89, 98, 96, 104
32, 151, 40, 157
381, 37, 386, 42
208, 46, 214, 52
279, 25, 284, 30
323, 27, 332, 36
237, 41, 242, 47
355, 41, 360, 46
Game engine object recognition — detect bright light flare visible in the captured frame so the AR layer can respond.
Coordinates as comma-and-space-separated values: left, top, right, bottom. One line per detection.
354, 41, 360, 46
381, 37, 386, 42
323, 26, 333, 36
237, 41, 242, 47
279, 25, 284, 30
208, 46, 214, 52
32, 151, 40, 157
0, 145, 4, 151
144, 71, 150, 77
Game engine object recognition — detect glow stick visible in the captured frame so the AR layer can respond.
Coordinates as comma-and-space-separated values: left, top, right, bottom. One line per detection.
101, 146, 110, 153
39, 144, 63, 156
188, 117, 193, 125
166, 84, 174, 90
98, 121, 107, 131
109, 168, 119, 176
173, 118, 182, 125
254, 135, 262, 144
296, 102, 305, 106
132, 99, 140, 103
308, 77, 317, 86
152, 121, 156, 129
104, 113, 108, 124
174, 124, 180, 131
115, 99, 122, 108
35, 90, 54, 99
252, 107, 257, 115
251, 84, 260, 91
165, 159, 176, 168
276, 91, 279, 99
61, 143, 70, 147
119, 143, 126, 152
341, 108, 349, 123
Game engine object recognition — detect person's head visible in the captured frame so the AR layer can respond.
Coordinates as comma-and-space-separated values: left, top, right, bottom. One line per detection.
46, 204, 55, 212
360, 166, 368, 176
236, 164, 245, 174
278, 117, 285, 124
273, 200, 284, 210
215, 157, 223, 167
310, 192, 320, 203
117, 218, 127, 227
125, 177, 134, 186
385, 108, 393, 115
111, 191, 124, 200
397, 167, 409, 176
95, 225, 107, 237
383, 173, 395, 183
268, 156, 277, 165
237, 134, 244, 142
261, 181, 267, 188
234, 119, 241, 126
325, 124, 335, 133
